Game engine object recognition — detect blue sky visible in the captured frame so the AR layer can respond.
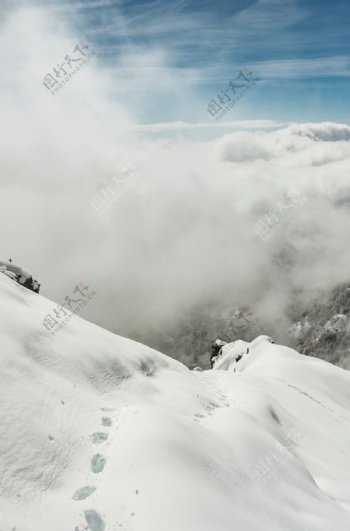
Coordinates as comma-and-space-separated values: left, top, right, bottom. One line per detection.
7, 0, 350, 123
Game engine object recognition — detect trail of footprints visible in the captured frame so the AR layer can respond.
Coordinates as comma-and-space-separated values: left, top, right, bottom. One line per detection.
73, 408, 115, 531
193, 375, 230, 423
72, 384, 231, 529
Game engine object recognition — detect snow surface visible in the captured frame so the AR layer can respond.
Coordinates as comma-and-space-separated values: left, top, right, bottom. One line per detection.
0, 273, 350, 531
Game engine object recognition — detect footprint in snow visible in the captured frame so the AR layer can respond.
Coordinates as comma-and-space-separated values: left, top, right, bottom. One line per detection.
84, 509, 105, 531
101, 417, 112, 427
72, 486, 96, 500
206, 402, 220, 412
91, 454, 106, 473
101, 407, 115, 412
91, 432, 108, 444
193, 413, 206, 421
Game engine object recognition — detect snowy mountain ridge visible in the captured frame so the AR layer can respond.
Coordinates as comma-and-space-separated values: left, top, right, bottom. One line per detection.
152, 281, 350, 370
1, 273, 350, 531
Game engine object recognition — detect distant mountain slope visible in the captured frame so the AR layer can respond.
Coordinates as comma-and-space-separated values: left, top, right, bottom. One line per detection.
289, 282, 350, 369
145, 282, 350, 370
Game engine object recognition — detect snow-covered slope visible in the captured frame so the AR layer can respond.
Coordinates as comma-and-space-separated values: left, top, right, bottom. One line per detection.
1, 274, 350, 531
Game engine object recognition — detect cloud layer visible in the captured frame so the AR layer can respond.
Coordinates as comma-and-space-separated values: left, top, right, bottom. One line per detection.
1, 4, 350, 353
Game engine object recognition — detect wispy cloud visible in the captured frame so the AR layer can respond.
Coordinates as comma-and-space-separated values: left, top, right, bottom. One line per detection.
133, 119, 288, 132
251, 56, 350, 79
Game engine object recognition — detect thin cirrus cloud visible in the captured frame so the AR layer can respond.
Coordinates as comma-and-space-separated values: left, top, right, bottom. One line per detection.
3, 0, 348, 123
250, 57, 350, 79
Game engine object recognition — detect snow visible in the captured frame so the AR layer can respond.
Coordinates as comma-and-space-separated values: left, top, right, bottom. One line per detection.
324, 314, 348, 335
288, 317, 312, 340
0, 260, 31, 282
1, 273, 350, 531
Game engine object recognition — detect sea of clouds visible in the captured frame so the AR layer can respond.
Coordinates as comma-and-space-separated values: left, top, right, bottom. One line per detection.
1, 3, 350, 352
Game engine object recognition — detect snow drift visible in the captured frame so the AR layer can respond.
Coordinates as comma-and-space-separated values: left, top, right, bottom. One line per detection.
0, 273, 350, 531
